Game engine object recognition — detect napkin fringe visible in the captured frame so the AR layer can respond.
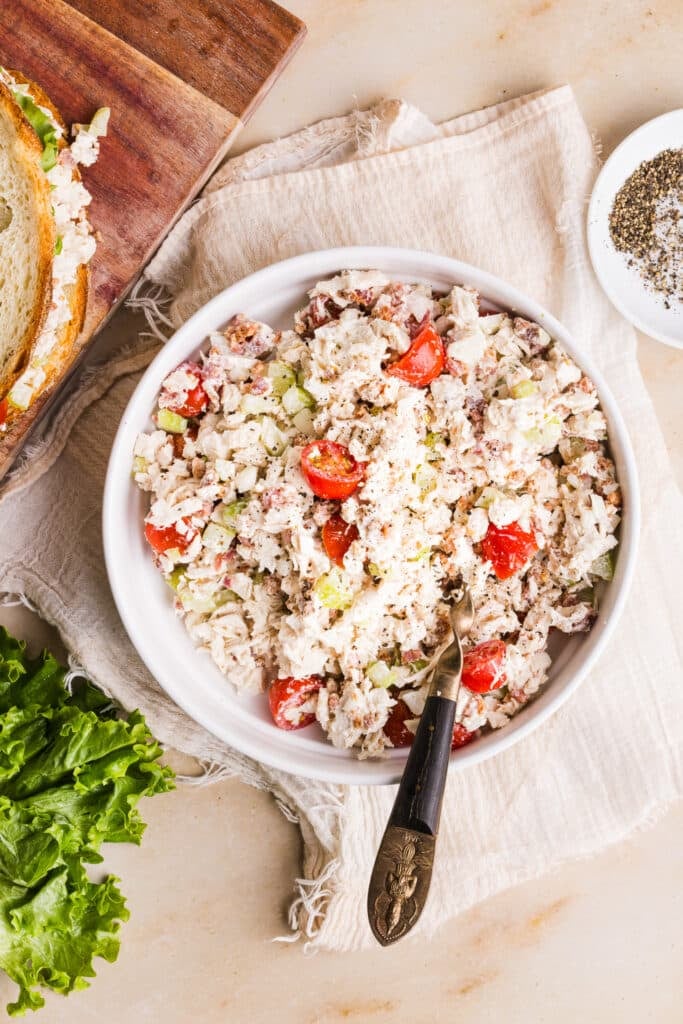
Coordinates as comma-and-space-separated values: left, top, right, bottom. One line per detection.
274, 857, 341, 949
127, 279, 175, 342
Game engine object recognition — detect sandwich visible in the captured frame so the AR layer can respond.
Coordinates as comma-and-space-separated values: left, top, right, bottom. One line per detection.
0, 67, 108, 430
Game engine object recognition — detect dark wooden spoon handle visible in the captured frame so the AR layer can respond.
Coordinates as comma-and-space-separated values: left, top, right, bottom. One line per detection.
388, 694, 456, 836
367, 695, 456, 945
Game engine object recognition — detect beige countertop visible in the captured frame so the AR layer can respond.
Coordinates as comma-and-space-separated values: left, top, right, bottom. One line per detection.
2, 1, 683, 1020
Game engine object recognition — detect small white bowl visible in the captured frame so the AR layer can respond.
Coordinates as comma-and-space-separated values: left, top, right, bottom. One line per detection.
103, 247, 640, 785
587, 110, 683, 349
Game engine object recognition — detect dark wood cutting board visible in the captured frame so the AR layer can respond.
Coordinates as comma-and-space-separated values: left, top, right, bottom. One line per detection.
0, 0, 305, 475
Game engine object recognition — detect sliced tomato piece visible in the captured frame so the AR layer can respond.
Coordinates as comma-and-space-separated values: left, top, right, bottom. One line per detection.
268, 675, 323, 730
300, 440, 366, 500
462, 639, 507, 693
481, 521, 539, 580
383, 699, 415, 748
144, 520, 196, 555
161, 361, 208, 418
321, 514, 359, 566
386, 323, 445, 387
451, 722, 476, 749
0, 398, 8, 427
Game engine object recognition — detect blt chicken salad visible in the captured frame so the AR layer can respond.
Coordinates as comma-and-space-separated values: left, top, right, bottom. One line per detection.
133, 271, 621, 758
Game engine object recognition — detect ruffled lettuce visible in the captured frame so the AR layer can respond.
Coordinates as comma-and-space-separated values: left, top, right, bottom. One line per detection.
0, 628, 174, 1014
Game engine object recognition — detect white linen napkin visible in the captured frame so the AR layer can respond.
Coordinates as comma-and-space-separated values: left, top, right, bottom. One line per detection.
1, 87, 682, 951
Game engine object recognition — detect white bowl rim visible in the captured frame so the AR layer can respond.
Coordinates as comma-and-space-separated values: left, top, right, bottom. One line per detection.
587, 108, 683, 350
103, 245, 640, 785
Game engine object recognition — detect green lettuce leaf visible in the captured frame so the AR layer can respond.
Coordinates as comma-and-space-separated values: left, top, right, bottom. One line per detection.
0, 627, 174, 1014
11, 91, 59, 172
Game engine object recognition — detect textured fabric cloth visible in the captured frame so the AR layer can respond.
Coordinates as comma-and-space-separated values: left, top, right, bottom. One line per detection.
1, 87, 682, 951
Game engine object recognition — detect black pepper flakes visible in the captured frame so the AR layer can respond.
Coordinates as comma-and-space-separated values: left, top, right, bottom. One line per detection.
608, 147, 683, 308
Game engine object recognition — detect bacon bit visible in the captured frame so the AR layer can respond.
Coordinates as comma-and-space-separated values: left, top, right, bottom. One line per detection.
406, 311, 430, 340
249, 376, 271, 395
261, 488, 287, 510
446, 356, 467, 377
348, 288, 374, 307
605, 488, 622, 507
577, 375, 595, 394
402, 648, 423, 663
224, 314, 274, 357
513, 317, 548, 354
172, 434, 186, 458
464, 394, 486, 430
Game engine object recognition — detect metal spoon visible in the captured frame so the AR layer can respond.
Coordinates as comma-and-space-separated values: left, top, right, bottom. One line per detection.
367, 586, 475, 946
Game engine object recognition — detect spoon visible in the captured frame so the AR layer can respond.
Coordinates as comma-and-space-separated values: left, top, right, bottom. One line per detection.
367, 587, 475, 946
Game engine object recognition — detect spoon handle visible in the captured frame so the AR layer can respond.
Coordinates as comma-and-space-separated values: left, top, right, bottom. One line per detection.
367, 694, 456, 945
388, 694, 456, 834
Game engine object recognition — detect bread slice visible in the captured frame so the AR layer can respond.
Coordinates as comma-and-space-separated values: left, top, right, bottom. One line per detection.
1, 72, 89, 427
0, 78, 54, 399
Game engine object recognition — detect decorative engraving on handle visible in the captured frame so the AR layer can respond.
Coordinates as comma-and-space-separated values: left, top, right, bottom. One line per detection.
368, 826, 436, 945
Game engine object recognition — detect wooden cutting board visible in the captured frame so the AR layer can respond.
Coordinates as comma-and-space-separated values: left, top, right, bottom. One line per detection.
0, 0, 305, 474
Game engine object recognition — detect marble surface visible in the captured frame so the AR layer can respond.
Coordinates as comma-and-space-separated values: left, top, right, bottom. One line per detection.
2, 0, 683, 1018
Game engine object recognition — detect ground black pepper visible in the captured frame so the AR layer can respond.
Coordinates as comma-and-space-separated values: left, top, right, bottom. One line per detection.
608, 148, 682, 309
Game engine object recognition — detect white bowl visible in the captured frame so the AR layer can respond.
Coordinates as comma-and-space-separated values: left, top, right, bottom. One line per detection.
103, 247, 640, 785
587, 109, 683, 349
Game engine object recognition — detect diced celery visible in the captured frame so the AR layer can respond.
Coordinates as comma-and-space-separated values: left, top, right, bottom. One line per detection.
366, 661, 398, 688
292, 408, 316, 436
510, 379, 538, 399
89, 107, 110, 136
235, 465, 258, 492
424, 432, 445, 461
561, 436, 587, 461
314, 568, 353, 610
131, 455, 147, 476
408, 658, 429, 674
178, 588, 217, 614
476, 485, 503, 509
202, 522, 235, 552
524, 415, 561, 449
282, 385, 315, 416
424, 431, 445, 449
590, 550, 615, 581
166, 567, 186, 591
407, 546, 431, 563
241, 393, 278, 417
260, 416, 288, 456
157, 408, 187, 433
266, 360, 296, 396
367, 562, 390, 580
414, 463, 437, 497
221, 499, 247, 526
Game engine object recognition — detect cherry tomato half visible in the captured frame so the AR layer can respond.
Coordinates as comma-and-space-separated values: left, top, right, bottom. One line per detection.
451, 722, 476, 750
0, 398, 8, 427
321, 513, 359, 566
268, 675, 323, 730
386, 323, 445, 387
383, 699, 415, 748
300, 441, 366, 500
481, 521, 539, 580
144, 520, 196, 555
462, 639, 507, 694
161, 361, 209, 419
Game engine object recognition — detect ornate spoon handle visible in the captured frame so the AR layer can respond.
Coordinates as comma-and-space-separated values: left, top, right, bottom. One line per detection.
367, 640, 463, 946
